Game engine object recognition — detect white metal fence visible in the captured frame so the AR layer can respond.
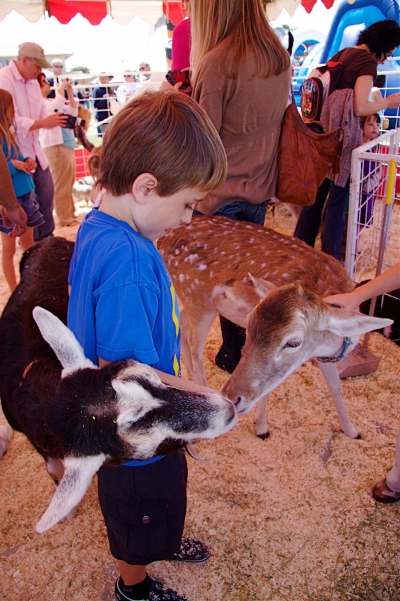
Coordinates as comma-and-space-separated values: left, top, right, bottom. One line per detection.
345, 129, 400, 285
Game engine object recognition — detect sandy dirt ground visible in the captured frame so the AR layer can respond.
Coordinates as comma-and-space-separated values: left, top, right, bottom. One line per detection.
0, 203, 399, 601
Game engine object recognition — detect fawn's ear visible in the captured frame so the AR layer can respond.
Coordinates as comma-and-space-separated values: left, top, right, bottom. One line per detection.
320, 307, 393, 337
248, 274, 277, 299
33, 307, 97, 376
36, 455, 106, 533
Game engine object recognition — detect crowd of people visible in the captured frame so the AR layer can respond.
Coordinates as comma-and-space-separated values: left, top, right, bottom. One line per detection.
0, 3, 400, 601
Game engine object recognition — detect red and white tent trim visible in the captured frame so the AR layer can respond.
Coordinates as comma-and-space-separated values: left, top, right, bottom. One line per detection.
0, 0, 186, 25
0, 0, 339, 25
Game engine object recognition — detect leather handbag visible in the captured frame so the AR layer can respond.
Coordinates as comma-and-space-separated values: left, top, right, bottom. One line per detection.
276, 94, 343, 206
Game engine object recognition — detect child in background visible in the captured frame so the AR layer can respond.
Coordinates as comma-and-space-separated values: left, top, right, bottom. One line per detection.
0, 90, 44, 291
67, 90, 227, 601
359, 113, 382, 229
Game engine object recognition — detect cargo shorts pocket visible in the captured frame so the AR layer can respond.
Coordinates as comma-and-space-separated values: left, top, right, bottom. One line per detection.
105, 495, 168, 557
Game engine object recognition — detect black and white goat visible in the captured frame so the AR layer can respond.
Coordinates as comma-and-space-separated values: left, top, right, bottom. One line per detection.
0, 238, 236, 533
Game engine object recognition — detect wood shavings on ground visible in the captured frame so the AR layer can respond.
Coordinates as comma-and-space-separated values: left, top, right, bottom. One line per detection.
0, 205, 399, 601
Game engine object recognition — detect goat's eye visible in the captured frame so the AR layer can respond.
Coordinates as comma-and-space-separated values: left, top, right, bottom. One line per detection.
283, 339, 302, 350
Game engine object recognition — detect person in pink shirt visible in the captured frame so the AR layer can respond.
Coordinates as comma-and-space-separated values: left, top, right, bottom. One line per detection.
0, 42, 67, 240
171, 0, 191, 70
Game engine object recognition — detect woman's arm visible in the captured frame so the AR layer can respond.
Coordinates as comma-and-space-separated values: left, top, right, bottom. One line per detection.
354, 75, 400, 116
64, 82, 78, 113
323, 263, 400, 310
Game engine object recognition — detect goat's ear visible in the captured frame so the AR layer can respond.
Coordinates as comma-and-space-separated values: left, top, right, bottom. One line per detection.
33, 307, 97, 374
248, 274, 276, 299
36, 454, 105, 533
321, 307, 393, 337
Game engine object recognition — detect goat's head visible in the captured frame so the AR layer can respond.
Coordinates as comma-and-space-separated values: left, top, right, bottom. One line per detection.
32, 307, 237, 533
221, 282, 393, 413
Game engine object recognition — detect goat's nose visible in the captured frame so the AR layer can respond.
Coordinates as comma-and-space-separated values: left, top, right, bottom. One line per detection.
234, 396, 242, 406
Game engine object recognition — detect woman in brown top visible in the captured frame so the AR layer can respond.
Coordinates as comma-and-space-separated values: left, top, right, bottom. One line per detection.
191, 0, 291, 373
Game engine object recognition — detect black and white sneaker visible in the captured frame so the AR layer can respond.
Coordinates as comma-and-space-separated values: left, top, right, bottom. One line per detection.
168, 538, 210, 565
115, 576, 188, 601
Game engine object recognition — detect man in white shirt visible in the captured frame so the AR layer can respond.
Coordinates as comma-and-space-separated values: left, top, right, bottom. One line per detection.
116, 70, 140, 105
0, 42, 67, 240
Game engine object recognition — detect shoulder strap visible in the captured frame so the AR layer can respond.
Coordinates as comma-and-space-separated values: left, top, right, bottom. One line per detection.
326, 48, 359, 94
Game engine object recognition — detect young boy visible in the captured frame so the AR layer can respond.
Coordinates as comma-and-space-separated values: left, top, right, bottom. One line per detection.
67, 90, 227, 601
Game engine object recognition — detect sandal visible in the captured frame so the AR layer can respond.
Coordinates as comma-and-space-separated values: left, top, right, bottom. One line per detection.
372, 478, 400, 503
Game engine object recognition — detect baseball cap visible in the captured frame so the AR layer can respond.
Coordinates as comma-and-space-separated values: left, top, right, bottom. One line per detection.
123, 70, 134, 76
18, 42, 51, 68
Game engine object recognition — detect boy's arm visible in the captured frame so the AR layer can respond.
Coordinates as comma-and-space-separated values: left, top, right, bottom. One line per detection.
98, 357, 216, 394
323, 263, 400, 310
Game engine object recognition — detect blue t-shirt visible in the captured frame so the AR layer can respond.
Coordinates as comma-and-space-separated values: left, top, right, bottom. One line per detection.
2, 140, 35, 198
67, 209, 181, 376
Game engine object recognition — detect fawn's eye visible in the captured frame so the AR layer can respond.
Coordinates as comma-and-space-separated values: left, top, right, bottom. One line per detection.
283, 339, 302, 350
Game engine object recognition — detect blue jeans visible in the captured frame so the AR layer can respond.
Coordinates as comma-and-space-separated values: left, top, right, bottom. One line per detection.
32, 163, 54, 241
210, 200, 268, 373
294, 177, 350, 260
214, 200, 268, 224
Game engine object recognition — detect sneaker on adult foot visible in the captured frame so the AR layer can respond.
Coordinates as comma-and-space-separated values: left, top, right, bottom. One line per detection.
168, 538, 210, 565
115, 576, 188, 601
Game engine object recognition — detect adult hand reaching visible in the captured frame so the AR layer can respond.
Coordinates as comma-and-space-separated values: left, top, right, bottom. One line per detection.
0, 204, 28, 237
386, 92, 400, 109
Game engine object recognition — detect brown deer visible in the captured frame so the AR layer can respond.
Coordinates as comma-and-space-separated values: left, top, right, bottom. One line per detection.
158, 216, 392, 440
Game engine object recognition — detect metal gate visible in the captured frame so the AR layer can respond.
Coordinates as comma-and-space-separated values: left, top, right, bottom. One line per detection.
345, 129, 400, 284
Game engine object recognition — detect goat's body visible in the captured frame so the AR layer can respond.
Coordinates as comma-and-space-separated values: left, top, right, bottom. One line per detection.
0, 237, 236, 532
158, 216, 391, 439
0, 238, 73, 458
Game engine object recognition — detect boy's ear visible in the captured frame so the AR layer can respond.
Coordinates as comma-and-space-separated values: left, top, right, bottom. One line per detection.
131, 173, 158, 204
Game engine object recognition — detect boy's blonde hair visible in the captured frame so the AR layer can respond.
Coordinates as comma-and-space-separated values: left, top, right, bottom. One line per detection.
190, 0, 290, 82
0, 90, 19, 159
98, 90, 227, 197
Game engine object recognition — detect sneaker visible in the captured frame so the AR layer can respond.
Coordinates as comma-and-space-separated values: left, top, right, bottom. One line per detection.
168, 538, 210, 565
115, 576, 188, 601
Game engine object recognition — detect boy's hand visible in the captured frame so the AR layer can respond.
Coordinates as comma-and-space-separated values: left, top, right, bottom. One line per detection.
24, 157, 37, 172
11, 159, 31, 174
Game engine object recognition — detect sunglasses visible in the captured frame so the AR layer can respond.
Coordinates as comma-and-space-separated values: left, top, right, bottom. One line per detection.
53, 64, 63, 68
124, 74, 133, 78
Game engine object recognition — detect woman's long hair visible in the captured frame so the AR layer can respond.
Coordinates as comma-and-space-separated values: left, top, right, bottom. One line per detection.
191, 0, 290, 82
0, 90, 19, 159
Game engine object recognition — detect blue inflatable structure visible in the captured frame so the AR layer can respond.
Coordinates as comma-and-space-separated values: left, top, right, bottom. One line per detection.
321, 0, 400, 62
